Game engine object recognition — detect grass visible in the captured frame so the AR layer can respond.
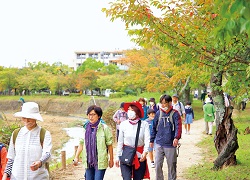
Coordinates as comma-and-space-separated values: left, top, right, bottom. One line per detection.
185, 106, 250, 180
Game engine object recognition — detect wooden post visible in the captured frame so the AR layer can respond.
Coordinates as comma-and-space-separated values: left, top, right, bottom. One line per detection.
61, 151, 66, 169
74, 145, 78, 156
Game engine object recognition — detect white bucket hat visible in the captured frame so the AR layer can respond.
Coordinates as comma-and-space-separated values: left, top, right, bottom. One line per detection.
205, 98, 211, 104
14, 102, 43, 121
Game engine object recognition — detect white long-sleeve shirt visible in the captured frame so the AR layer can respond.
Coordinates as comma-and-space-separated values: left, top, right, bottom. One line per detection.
116, 120, 150, 160
7, 126, 52, 180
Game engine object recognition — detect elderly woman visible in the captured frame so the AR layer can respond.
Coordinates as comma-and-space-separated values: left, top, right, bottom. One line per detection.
2, 102, 52, 180
116, 101, 150, 180
73, 105, 114, 180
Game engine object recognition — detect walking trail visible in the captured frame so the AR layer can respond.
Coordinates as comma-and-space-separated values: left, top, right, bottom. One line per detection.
51, 119, 206, 180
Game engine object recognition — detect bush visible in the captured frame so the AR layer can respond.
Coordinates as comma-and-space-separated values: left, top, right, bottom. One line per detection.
109, 92, 126, 98
0, 113, 21, 148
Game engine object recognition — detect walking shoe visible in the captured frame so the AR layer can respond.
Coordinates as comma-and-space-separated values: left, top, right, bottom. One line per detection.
151, 162, 155, 168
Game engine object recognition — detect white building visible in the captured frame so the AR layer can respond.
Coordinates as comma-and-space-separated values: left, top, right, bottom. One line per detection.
71, 50, 128, 71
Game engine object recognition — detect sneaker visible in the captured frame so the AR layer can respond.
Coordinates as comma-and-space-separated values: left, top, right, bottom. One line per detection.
150, 162, 155, 168
188, 131, 190, 135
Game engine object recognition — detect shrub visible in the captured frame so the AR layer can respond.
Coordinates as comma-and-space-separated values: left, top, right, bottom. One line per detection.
0, 113, 21, 148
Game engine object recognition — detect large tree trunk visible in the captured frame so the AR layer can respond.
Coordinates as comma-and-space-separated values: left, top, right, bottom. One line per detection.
211, 72, 239, 170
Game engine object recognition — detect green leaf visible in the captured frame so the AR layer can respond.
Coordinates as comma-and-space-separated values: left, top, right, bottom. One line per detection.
221, 2, 230, 16
226, 19, 236, 30
230, 0, 241, 14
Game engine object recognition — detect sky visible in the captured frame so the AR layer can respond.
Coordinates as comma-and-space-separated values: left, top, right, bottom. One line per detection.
0, 0, 136, 68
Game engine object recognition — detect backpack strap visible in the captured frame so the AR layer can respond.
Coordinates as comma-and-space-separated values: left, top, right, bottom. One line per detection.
178, 101, 183, 116
40, 127, 46, 148
169, 110, 175, 131
13, 127, 46, 147
13, 128, 21, 145
156, 110, 175, 131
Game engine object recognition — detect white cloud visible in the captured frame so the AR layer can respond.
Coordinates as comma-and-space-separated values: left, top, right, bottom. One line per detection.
0, 0, 136, 68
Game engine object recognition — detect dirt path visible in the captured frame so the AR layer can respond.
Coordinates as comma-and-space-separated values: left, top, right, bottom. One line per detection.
51, 119, 206, 180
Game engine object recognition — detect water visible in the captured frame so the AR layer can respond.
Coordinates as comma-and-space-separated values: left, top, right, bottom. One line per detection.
54, 127, 84, 162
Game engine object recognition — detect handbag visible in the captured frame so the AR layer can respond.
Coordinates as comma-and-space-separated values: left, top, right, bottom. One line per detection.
119, 120, 141, 166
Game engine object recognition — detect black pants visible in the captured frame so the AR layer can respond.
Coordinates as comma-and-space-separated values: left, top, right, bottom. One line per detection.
241, 101, 246, 110
120, 160, 146, 180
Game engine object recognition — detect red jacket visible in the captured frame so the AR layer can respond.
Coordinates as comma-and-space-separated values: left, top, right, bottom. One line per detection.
0, 146, 8, 178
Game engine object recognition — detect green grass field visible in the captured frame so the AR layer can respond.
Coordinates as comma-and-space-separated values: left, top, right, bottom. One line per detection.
185, 107, 250, 180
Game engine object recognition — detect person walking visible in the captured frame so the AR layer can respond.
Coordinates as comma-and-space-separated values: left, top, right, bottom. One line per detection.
73, 105, 114, 180
2, 102, 52, 180
203, 98, 215, 135
172, 94, 186, 133
148, 97, 159, 113
145, 109, 156, 168
138, 98, 149, 120
113, 102, 128, 142
150, 94, 182, 180
116, 101, 150, 180
184, 101, 194, 135
0, 142, 9, 180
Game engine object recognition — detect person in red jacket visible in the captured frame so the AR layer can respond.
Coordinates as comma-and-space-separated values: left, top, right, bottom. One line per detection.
0, 143, 8, 179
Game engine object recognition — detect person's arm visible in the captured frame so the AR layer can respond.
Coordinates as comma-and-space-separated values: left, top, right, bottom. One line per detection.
140, 122, 150, 162
173, 112, 182, 147
73, 143, 83, 166
115, 122, 125, 167
107, 145, 114, 168
113, 110, 119, 122
150, 111, 159, 147
3, 158, 14, 179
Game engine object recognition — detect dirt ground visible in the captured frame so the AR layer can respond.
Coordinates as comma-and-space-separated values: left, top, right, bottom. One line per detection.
49, 118, 207, 180
3, 111, 207, 180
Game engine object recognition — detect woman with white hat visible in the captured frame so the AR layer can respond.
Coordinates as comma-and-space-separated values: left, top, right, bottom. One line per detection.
203, 98, 215, 135
2, 102, 52, 180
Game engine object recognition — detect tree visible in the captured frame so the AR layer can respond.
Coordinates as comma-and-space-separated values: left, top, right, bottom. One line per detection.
0, 68, 19, 95
121, 47, 209, 102
103, 0, 250, 169
76, 58, 104, 74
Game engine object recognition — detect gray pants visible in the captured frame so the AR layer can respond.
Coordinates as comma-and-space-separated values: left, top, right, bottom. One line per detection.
154, 143, 177, 180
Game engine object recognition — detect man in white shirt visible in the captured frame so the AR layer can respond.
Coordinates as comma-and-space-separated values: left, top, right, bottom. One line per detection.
172, 94, 186, 133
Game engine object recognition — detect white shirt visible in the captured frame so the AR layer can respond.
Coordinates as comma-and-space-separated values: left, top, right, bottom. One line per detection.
116, 120, 150, 159
7, 126, 52, 180
172, 101, 185, 116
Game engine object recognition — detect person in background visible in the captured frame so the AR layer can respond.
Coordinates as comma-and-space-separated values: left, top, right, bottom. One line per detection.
113, 102, 128, 142
2, 102, 52, 180
150, 94, 182, 180
148, 97, 159, 113
184, 101, 194, 135
0, 143, 9, 180
116, 101, 150, 180
73, 105, 114, 180
138, 97, 148, 120
203, 98, 215, 135
18, 97, 25, 104
172, 94, 186, 124
145, 109, 156, 168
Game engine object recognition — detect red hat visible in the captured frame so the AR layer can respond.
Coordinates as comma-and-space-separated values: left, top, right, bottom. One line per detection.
124, 101, 144, 118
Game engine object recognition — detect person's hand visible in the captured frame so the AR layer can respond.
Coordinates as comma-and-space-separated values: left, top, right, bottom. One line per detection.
115, 160, 120, 167
73, 158, 79, 166
149, 142, 154, 148
139, 152, 147, 162
109, 159, 114, 168
173, 138, 179, 147
2, 173, 8, 180
30, 161, 42, 171
117, 120, 121, 125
